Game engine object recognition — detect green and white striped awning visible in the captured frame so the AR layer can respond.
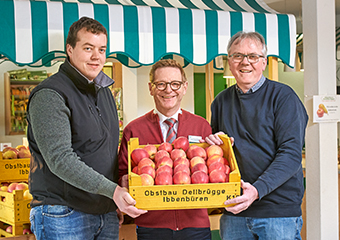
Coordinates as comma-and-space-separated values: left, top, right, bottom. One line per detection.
0, 0, 296, 67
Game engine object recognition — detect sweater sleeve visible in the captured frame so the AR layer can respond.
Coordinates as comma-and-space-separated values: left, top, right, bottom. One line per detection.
252, 90, 308, 200
28, 88, 117, 199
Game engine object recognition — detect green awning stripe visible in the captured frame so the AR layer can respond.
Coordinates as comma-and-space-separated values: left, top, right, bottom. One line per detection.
254, 12, 266, 45
277, 14, 290, 65
131, 0, 147, 6
31, 1, 48, 62
0, 0, 15, 62
245, 0, 269, 13
152, 7, 167, 62
202, 0, 222, 11
179, 0, 199, 9
94, 4, 110, 55
62, 2, 79, 45
179, 8, 193, 63
155, 0, 174, 8
206, 10, 219, 63
124, 6, 139, 63
230, 11, 243, 36
222, 0, 245, 12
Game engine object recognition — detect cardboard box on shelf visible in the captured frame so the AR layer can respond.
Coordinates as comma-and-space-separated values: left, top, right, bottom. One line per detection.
128, 135, 241, 210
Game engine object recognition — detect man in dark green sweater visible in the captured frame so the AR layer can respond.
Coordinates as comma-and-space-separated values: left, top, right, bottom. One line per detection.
205, 31, 308, 240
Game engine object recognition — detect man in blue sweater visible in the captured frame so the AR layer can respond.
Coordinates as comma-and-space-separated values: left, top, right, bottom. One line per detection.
204, 32, 308, 239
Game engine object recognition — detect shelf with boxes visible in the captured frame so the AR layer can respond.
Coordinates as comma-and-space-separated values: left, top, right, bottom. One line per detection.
4, 70, 48, 135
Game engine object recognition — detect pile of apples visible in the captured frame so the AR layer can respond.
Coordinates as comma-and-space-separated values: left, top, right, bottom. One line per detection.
130, 137, 231, 186
0, 182, 32, 200
2, 145, 31, 159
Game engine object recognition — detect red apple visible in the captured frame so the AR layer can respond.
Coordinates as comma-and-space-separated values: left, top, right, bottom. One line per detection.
16, 145, 28, 151
7, 182, 18, 193
139, 165, 156, 178
170, 149, 186, 161
156, 156, 173, 169
17, 148, 31, 158
173, 171, 191, 185
156, 165, 173, 176
23, 228, 33, 235
173, 156, 190, 168
154, 150, 170, 164
3, 147, 19, 154
155, 171, 172, 185
173, 163, 191, 175
132, 166, 138, 174
140, 174, 154, 186
15, 182, 29, 191
191, 162, 208, 174
190, 156, 205, 169
191, 171, 209, 184
223, 157, 229, 166
138, 158, 155, 172
143, 144, 157, 160
186, 145, 207, 160
317, 108, 324, 118
131, 148, 149, 166
158, 142, 173, 153
209, 169, 227, 183
173, 136, 190, 152
225, 165, 231, 175
208, 161, 226, 174
206, 145, 224, 158
6, 225, 12, 233
2, 150, 18, 159
206, 154, 225, 167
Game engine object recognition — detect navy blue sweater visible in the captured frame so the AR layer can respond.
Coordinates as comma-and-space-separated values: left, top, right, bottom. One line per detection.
211, 79, 308, 218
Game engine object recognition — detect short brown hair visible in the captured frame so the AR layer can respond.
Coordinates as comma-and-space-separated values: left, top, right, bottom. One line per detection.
149, 59, 187, 83
66, 17, 107, 54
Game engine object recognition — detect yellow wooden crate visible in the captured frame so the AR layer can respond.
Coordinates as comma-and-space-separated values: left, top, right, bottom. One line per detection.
0, 190, 31, 237
0, 153, 30, 182
128, 134, 241, 210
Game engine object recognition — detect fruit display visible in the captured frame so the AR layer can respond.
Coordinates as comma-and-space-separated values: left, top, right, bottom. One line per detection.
127, 135, 241, 210
1, 145, 31, 159
130, 137, 230, 186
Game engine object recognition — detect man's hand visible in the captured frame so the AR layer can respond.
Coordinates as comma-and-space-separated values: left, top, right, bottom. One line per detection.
224, 180, 258, 214
200, 131, 234, 146
113, 186, 147, 218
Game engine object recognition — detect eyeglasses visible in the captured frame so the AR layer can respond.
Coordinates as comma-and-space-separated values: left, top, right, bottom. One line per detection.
229, 53, 265, 63
152, 81, 183, 91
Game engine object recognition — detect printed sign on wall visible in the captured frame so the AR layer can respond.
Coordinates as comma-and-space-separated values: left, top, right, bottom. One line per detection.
313, 95, 340, 123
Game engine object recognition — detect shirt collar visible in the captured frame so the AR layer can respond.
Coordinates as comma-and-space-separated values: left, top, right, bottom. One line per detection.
154, 108, 182, 123
236, 75, 266, 94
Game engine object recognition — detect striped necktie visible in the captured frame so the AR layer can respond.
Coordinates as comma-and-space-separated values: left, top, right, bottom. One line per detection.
164, 118, 177, 143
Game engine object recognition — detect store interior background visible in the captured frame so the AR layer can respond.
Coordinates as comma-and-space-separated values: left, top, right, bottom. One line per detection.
0, 56, 329, 147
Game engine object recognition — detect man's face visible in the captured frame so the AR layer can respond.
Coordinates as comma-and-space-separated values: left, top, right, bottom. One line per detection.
228, 38, 267, 92
149, 67, 188, 117
66, 28, 107, 81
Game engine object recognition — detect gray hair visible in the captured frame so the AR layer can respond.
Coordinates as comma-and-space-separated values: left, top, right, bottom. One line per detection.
227, 32, 267, 57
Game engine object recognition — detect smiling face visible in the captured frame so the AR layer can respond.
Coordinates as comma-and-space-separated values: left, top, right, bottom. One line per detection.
228, 37, 267, 93
66, 28, 107, 81
149, 66, 188, 117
